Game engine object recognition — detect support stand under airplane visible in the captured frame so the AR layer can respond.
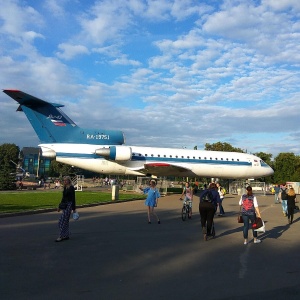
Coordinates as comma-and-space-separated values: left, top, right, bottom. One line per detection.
3, 89, 274, 179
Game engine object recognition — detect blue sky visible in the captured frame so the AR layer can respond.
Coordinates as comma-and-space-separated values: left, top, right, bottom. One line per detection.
1, 0, 300, 159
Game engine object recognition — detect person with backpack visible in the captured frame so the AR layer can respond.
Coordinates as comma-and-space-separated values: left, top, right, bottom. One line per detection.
280, 183, 288, 217
239, 186, 262, 245
199, 182, 220, 241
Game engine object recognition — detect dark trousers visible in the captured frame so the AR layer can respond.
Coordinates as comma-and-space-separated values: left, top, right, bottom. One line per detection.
199, 202, 215, 234
287, 204, 294, 222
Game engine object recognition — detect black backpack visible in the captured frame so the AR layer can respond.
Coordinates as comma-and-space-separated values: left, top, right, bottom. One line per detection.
201, 190, 214, 202
281, 189, 287, 200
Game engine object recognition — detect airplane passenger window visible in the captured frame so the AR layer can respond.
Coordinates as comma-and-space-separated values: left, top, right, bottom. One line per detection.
204, 157, 207, 159
176, 155, 178, 158
151, 154, 154, 157
210, 157, 212, 160
221, 158, 223, 160
164, 155, 166, 158
193, 156, 195, 159
158, 155, 160, 157
187, 156, 190, 159
182, 156, 184, 158
237, 159, 239, 161
199, 157, 201, 159
170, 155, 172, 158
215, 158, 218, 160
232, 158, 234, 161
145, 154, 148, 157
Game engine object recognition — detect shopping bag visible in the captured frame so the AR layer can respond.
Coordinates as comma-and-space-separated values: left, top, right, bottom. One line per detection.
252, 217, 263, 229
254, 220, 265, 233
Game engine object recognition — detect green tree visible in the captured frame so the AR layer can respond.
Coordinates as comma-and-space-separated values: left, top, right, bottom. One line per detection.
204, 142, 244, 153
0, 143, 20, 190
273, 153, 300, 183
49, 160, 74, 178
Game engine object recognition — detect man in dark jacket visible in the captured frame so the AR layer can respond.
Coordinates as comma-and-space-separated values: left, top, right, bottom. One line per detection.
199, 183, 220, 241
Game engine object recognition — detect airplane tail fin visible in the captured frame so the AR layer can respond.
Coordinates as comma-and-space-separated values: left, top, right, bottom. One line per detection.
3, 89, 125, 145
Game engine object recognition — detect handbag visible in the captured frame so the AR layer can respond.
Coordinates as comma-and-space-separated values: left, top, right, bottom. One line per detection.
72, 212, 80, 220
238, 215, 243, 223
254, 220, 265, 233
59, 202, 67, 210
252, 217, 263, 229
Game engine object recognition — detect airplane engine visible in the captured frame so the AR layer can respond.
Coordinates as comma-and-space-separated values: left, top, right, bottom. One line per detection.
95, 146, 132, 161
41, 148, 56, 158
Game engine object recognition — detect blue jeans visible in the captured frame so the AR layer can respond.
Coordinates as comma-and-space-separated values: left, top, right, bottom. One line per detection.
242, 214, 258, 239
218, 198, 225, 215
274, 193, 279, 203
281, 200, 287, 214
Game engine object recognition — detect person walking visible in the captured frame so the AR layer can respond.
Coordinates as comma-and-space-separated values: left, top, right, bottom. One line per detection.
280, 183, 288, 216
216, 182, 225, 216
56, 176, 77, 242
274, 184, 280, 204
199, 183, 220, 241
239, 186, 262, 245
141, 179, 160, 224
180, 182, 193, 217
287, 187, 297, 224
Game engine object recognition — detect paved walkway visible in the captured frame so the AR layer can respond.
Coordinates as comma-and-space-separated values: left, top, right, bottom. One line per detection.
0, 193, 299, 300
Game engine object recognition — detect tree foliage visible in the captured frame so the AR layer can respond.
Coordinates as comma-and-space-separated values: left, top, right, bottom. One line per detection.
49, 160, 74, 178
0, 143, 20, 190
205, 142, 244, 153
273, 153, 300, 183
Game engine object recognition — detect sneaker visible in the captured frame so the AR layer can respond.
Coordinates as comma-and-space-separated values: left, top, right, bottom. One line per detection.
254, 239, 261, 244
244, 241, 248, 245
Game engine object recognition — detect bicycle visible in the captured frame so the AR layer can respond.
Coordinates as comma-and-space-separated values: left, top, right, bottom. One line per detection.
181, 198, 192, 221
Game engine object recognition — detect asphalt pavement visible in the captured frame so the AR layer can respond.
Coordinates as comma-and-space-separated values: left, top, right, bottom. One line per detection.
0, 192, 299, 300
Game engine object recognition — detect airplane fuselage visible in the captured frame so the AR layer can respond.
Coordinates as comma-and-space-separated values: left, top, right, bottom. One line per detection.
40, 143, 273, 178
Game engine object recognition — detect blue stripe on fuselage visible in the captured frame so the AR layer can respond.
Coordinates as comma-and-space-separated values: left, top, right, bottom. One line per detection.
55, 152, 252, 166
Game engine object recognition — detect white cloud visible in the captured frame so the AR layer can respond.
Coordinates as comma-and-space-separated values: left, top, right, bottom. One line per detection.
56, 43, 89, 60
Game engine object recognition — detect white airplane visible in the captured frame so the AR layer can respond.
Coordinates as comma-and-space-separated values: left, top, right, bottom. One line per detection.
3, 89, 274, 179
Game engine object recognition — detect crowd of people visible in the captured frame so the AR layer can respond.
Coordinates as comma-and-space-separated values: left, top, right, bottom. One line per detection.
53, 177, 297, 244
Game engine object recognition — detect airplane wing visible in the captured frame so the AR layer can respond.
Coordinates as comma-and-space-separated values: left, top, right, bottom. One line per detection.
142, 163, 193, 176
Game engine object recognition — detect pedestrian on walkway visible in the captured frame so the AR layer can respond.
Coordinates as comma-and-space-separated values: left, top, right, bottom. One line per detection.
199, 183, 220, 241
56, 176, 77, 242
140, 179, 160, 224
280, 183, 288, 216
239, 186, 262, 245
274, 184, 280, 204
287, 187, 296, 224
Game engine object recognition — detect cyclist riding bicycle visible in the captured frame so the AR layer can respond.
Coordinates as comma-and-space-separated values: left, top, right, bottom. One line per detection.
180, 182, 193, 217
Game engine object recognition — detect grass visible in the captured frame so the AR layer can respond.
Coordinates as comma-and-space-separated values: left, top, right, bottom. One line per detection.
0, 190, 146, 214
